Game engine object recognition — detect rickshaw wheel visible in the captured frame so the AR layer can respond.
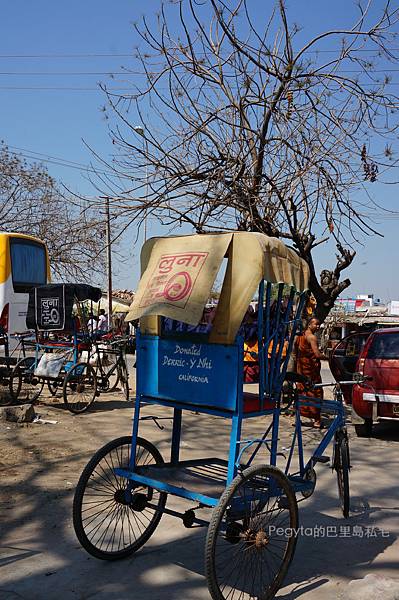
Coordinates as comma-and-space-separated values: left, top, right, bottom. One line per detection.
63, 362, 97, 414
205, 465, 298, 600
301, 467, 316, 499
118, 362, 129, 401
9, 357, 44, 404
334, 429, 350, 518
73, 435, 167, 560
103, 354, 119, 392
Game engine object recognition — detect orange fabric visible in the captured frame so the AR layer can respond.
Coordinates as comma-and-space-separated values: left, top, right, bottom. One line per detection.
244, 339, 258, 362
268, 339, 288, 359
295, 333, 322, 420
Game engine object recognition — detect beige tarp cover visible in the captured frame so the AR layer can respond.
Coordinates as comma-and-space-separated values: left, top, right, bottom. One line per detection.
126, 232, 309, 343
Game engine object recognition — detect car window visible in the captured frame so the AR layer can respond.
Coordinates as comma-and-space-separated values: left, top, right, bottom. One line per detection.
345, 335, 368, 357
367, 333, 399, 359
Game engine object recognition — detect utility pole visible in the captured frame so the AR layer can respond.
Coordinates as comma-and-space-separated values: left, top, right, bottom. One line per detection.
104, 196, 113, 331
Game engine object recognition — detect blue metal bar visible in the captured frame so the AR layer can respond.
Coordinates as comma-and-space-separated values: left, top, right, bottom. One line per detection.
277, 291, 307, 391
271, 286, 295, 394
129, 329, 142, 470
257, 281, 265, 410
264, 282, 272, 394
304, 414, 342, 471
268, 283, 284, 397
295, 407, 305, 474
284, 419, 297, 476
227, 413, 242, 484
245, 419, 274, 466
270, 407, 281, 467
139, 395, 236, 418
115, 469, 219, 507
171, 408, 182, 465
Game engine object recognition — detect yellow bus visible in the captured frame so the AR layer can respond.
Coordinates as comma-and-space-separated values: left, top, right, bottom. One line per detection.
0, 233, 50, 338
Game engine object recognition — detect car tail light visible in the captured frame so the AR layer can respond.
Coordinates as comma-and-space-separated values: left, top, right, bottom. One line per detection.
0, 303, 9, 332
358, 357, 365, 375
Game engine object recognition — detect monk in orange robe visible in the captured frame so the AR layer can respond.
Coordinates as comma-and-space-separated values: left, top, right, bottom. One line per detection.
295, 317, 325, 428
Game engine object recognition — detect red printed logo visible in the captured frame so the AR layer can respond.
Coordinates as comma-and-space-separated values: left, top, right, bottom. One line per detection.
140, 252, 208, 308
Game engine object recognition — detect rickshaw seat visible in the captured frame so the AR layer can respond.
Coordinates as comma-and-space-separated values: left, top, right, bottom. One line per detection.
243, 391, 274, 413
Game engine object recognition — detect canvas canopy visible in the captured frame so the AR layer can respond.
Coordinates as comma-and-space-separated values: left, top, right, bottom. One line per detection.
26, 283, 102, 331
126, 232, 309, 344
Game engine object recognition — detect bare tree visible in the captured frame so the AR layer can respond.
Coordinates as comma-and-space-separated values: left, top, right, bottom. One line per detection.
99, 0, 399, 320
0, 143, 106, 282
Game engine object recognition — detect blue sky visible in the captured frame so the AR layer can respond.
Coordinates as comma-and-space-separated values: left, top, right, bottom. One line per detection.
0, 1, 397, 300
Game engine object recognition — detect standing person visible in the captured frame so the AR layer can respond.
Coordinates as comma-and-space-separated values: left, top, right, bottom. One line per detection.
87, 312, 98, 335
97, 309, 108, 333
295, 317, 326, 429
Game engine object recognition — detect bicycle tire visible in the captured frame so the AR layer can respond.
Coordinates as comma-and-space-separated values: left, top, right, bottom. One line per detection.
73, 435, 167, 560
334, 430, 350, 518
63, 362, 97, 414
118, 360, 129, 401
205, 464, 298, 600
104, 354, 120, 392
9, 356, 44, 404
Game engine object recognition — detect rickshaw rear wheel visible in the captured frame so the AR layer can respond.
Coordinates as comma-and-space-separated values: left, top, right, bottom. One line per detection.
63, 362, 97, 414
205, 464, 298, 600
73, 435, 167, 560
334, 429, 350, 518
9, 356, 44, 404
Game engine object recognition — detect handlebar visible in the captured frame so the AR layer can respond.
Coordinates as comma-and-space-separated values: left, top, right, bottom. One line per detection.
285, 371, 372, 391
10, 331, 35, 339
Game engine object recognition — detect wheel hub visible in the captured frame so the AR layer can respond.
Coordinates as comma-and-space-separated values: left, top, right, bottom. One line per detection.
243, 528, 269, 549
254, 530, 269, 549
114, 488, 130, 505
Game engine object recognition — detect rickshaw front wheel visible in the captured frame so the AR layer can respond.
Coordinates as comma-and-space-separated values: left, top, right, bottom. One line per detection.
334, 429, 350, 518
205, 464, 298, 600
73, 435, 167, 560
62, 362, 97, 414
9, 356, 44, 404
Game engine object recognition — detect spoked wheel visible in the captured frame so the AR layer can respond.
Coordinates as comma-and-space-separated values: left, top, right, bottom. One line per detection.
73, 435, 167, 560
104, 354, 119, 392
9, 357, 44, 403
63, 362, 97, 414
301, 467, 317, 499
206, 465, 298, 600
333, 429, 350, 518
118, 361, 129, 401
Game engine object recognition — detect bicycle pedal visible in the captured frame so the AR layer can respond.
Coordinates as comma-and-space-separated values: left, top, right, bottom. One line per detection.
313, 455, 330, 464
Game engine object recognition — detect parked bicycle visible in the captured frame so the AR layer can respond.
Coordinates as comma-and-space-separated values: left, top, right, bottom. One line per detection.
63, 335, 130, 413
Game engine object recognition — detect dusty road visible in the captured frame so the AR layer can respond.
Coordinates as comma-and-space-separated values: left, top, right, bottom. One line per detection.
1, 363, 398, 600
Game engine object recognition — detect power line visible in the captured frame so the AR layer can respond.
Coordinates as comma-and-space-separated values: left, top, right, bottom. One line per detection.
0, 71, 143, 76
1, 82, 399, 91
4, 145, 122, 178
0, 48, 398, 58
1, 69, 399, 76
0, 53, 135, 58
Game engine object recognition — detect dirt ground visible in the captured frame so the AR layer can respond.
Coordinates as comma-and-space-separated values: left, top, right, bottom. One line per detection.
1, 364, 399, 600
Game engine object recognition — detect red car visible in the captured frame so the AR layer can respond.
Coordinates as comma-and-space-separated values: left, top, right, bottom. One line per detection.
352, 328, 399, 436
329, 328, 399, 436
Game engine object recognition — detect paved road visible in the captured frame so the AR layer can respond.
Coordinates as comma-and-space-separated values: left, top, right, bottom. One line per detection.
0, 360, 398, 600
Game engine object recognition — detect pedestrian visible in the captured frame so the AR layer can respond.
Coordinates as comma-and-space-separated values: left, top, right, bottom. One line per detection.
294, 317, 326, 428
97, 309, 108, 333
87, 312, 98, 335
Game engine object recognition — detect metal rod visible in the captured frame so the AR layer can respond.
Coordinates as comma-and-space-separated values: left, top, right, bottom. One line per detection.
105, 196, 113, 331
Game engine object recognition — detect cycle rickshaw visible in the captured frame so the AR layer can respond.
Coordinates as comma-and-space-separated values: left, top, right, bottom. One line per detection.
10, 283, 129, 413
73, 233, 359, 599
